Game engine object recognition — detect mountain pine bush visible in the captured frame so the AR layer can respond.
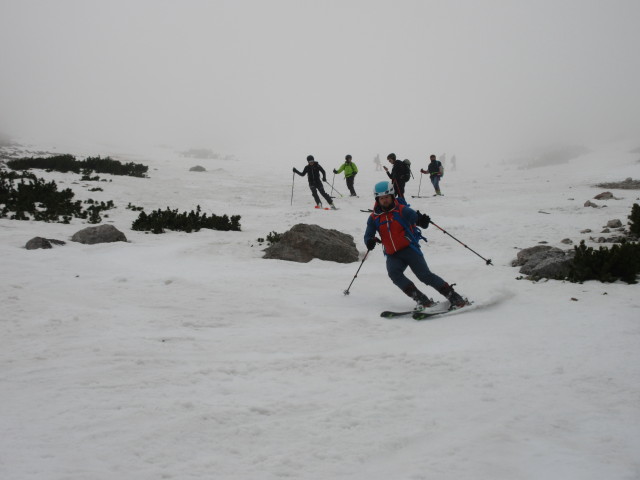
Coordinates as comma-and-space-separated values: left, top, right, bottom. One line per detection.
131, 205, 241, 234
568, 240, 640, 284
7, 154, 148, 178
0, 168, 114, 223
629, 203, 640, 237
257, 231, 282, 246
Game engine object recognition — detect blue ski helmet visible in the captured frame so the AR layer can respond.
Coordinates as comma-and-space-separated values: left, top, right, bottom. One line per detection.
373, 181, 394, 198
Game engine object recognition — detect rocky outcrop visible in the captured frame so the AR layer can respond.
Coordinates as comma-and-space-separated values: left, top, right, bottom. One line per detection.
606, 219, 623, 228
512, 245, 574, 280
263, 223, 359, 263
71, 224, 127, 245
25, 237, 66, 250
594, 191, 614, 200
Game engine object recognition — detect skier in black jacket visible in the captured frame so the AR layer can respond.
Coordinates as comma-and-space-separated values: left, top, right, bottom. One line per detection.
293, 155, 337, 209
383, 152, 410, 198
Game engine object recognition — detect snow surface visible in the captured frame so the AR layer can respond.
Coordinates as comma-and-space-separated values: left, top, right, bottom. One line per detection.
1, 142, 640, 480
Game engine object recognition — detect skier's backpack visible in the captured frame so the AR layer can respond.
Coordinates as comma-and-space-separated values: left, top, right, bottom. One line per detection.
401, 159, 412, 182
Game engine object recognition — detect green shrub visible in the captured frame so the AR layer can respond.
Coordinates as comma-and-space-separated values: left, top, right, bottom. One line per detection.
84, 199, 115, 224
629, 203, 640, 237
257, 231, 282, 246
568, 240, 640, 284
7, 154, 148, 178
126, 202, 144, 211
131, 205, 241, 234
0, 168, 115, 223
1, 168, 83, 222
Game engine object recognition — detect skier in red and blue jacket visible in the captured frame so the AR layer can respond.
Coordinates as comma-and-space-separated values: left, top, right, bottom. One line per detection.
363, 180, 466, 309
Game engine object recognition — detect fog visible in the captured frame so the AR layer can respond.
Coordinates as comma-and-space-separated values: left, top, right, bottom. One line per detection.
1, 0, 639, 164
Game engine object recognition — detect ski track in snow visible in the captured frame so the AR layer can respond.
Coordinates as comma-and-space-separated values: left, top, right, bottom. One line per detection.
1, 142, 640, 480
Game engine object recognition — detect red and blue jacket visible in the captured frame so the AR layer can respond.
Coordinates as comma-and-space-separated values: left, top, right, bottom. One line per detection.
364, 199, 423, 255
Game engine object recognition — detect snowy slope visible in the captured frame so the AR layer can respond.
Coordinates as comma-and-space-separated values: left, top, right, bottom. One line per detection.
1, 142, 639, 480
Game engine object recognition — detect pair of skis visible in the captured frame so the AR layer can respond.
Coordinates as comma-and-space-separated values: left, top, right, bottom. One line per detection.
381, 301, 473, 320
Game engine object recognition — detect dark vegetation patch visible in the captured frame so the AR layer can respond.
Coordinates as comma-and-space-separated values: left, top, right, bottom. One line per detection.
595, 178, 640, 190
567, 204, 640, 284
0, 168, 114, 223
257, 231, 282, 246
131, 205, 241, 234
7, 154, 148, 178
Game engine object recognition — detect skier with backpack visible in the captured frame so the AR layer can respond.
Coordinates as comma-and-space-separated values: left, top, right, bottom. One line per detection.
363, 180, 467, 310
293, 155, 337, 209
383, 153, 411, 198
420, 154, 444, 196
333, 154, 358, 197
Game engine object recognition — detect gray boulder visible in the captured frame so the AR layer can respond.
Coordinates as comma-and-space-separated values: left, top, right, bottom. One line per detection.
71, 224, 127, 245
528, 252, 575, 280
594, 191, 613, 200
25, 237, 66, 250
513, 245, 575, 279
511, 245, 562, 267
263, 223, 359, 263
26, 237, 52, 250
606, 219, 623, 228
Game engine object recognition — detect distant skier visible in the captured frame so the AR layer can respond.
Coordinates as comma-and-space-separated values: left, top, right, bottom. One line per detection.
293, 155, 337, 209
383, 153, 410, 198
333, 154, 358, 197
364, 180, 467, 309
420, 154, 444, 196
373, 154, 382, 171
451, 154, 457, 171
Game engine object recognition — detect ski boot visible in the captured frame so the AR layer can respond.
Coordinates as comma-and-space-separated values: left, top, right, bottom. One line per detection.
403, 283, 436, 311
438, 283, 467, 309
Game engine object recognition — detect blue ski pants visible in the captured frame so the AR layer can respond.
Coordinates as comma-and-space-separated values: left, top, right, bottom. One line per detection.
386, 247, 446, 292
430, 175, 441, 192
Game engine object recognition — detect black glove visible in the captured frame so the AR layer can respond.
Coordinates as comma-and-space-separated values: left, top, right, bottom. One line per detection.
292, 167, 297, 173
416, 211, 431, 228
333, 169, 338, 174
366, 238, 377, 251
323, 178, 327, 183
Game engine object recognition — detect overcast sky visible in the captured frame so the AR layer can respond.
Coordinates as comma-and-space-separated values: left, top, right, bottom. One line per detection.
1, 0, 639, 163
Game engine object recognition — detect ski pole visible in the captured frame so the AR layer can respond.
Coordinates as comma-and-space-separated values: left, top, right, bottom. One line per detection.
290, 171, 295, 205
429, 220, 493, 266
330, 172, 336, 196
324, 180, 343, 197
417, 172, 423, 197
343, 246, 374, 295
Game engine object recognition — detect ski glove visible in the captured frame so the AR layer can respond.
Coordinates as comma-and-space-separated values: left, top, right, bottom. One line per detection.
333, 169, 338, 174
416, 211, 431, 228
366, 238, 377, 251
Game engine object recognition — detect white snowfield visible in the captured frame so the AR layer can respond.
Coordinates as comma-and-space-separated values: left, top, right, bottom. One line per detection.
1, 142, 639, 480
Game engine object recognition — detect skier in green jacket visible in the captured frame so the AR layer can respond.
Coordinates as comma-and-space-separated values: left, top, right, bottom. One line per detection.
333, 154, 359, 197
